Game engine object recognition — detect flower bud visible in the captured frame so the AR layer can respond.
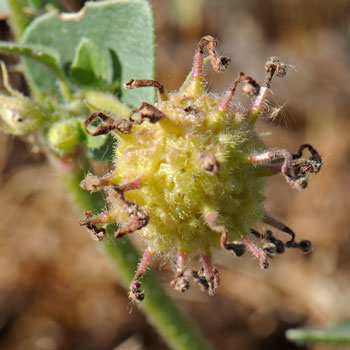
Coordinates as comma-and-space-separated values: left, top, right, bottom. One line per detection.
0, 94, 47, 135
48, 118, 85, 155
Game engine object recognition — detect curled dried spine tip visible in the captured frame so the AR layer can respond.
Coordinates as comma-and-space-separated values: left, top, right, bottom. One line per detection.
128, 102, 165, 124
263, 216, 312, 253
129, 249, 154, 302
192, 262, 220, 296
205, 211, 246, 256
263, 242, 277, 258
292, 144, 322, 174
298, 240, 312, 253
264, 56, 287, 86
192, 269, 208, 292
111, 183, 149, 238
264, 230, 285, 254
199, 36, 231, 72
79, 211, 107, 241
250, 146, 321, 190
241, 75, 260, 97
193, 35, 231, 78
84, 111, 132, 136
263, 215, 295, 245
171, 253, 190, 292
286, 239, 312, 253
207, 269, 220, 296
250, 228, 288, 259
124, 78, 168, 101
252, 57, 287, 111
242, 236, 270, 269
171, 273, 190, 293
80, 172, 111, 192
129, 281, 144, 302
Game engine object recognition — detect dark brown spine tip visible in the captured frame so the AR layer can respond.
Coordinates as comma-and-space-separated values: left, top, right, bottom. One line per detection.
171, 274, 190, 293
250, 228, 264, 238
111, 183, 149, 238
84, 112, 132, 136
263, 242, 276, 257
286, 239, 312, 253
276, 63, 287, 77
242, 76, 260, 97
214, 56, 231, 72
260, 259, 269, 269
251, 147, 320, 190
292, 144, 322, 174
195, 35, 231, 75
274, 240, 285, 254
129, 281, 144, 302
115, 208, 149, 238
124, 79, 135, 89
298, 240, 312, 253
124, 78, 165, 95
191, 268, 219, 296
224, 241, 246, 256
265, 231, 286, 253
192, 269, 209, 292
128, 102, 165, 125
79, 211, 106, 241
263, 57, 287, 88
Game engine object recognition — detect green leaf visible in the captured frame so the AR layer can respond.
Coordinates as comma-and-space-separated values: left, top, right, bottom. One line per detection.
286, 320, 350, 345
0, 41, 71, 99
70, 37, 108, 86
0, 41, 64, 79
21, 0, 155, 106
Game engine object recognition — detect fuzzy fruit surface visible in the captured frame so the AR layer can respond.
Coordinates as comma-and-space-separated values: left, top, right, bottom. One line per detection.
108, 76, 266, 256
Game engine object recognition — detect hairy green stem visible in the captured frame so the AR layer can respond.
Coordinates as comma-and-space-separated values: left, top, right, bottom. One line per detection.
56, 156, 213, 350
7, 0, 33, 40
286, 322, 350, 345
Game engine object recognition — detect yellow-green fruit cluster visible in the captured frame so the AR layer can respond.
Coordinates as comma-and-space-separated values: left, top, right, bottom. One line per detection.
108, 79, 266, 256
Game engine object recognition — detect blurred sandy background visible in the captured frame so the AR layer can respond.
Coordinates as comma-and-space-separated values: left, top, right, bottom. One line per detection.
0, 0, 349, 349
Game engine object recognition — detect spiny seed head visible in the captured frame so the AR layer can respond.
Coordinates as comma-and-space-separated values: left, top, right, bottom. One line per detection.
110, 85, 266, 255
81, 36, 322, 301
